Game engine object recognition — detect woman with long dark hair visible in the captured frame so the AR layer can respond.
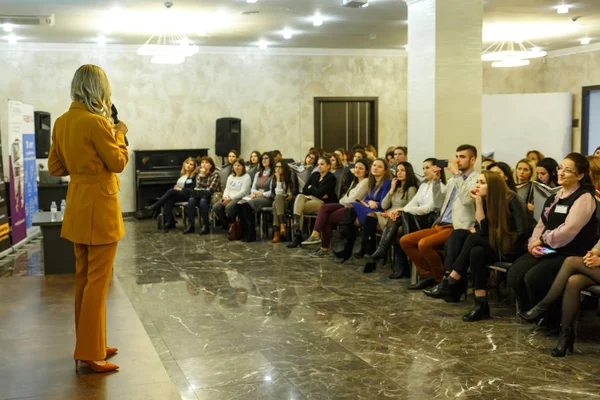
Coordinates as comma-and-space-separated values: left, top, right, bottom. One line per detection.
213, 159, 251, 228
508, 153, 599, 332
536, 157, 559, 188
185, 156, 221, 235
487, 162, 516, 192
364, 161, 419, 277
271, 160, 296, 242
432, 171, 528, 318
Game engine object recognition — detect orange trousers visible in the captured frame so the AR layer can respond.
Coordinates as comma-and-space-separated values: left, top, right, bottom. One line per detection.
399, 225, 453, 282
73, 242, 118, 361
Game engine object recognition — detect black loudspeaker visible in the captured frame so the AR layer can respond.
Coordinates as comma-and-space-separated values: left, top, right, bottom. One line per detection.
34, 111, 51, 159
215, 117, 241, 157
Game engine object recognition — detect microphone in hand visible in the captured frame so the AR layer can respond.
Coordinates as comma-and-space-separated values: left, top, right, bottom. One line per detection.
111, 104, 129, 146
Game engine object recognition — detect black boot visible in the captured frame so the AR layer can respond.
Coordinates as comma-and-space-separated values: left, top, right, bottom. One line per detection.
245, 206, 257, 242
366, 224, 396, 262
442, 277, 468, 303
462, 296, 491, 322
389, 246, 411, 279
423, 276, 450, 298
518, 302, 549, 323
407, 277, 436, 290
333, 225, 357, 264
551, 325, 575, 357
287, 215, 303, 248
362, 221, 378, 273
183, 224, 195, 235
355, 217, 377, 259
199, 225, 210, 235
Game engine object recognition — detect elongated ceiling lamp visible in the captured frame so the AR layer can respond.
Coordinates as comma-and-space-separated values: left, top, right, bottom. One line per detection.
482, 40, 546, 68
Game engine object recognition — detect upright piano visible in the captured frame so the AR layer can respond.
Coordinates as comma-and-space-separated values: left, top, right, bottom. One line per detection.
134, 149, 208, 218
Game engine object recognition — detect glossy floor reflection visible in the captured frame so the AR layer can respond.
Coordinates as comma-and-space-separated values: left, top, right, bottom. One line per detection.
113, 220, 600, 400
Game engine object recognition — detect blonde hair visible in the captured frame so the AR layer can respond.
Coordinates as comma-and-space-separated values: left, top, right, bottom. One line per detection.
70, 64, 112, 121
515, 158, 536, 183
180, 157, 198, 176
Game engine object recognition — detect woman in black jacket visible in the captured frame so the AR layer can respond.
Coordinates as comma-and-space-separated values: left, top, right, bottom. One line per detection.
432, 170, 529, 320
288, 156, 338, 248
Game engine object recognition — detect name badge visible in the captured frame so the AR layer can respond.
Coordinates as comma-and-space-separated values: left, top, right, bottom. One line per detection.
555, 205, 568, 214
186, 179, 193, 184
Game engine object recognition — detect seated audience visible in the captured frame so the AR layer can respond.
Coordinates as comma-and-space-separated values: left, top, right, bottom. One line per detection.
345, 158, 392, 265
400, 145, 478, 290
301, 159, 370, 257
353, 149, 367, 164
145, 157, 198, 228
271, 161, 296, 243
386, 150, 395, 166
185, 156, 221, 235
334, 148, 349, 167
519, 240, 600, 357
527, 150, 544, 166
363, 161, 419, 277
329, 152, 350, 198
433, 171, 528, 318
589, 156, 600, 193
594, 146, 600, 157
288, 156, 339, 248
301, 150, 319, 171
487, 162, 517, 191
514, 158, 536, 212
481, 157, 495, 171
218, 150, 239, 190
213, 159, 251, 228
507, 153, 598, 331
364, 144, 377, 160
536, 157, 559, 188
271, 150, 283, 162
237, 152, 274, 242
391, 146, 408, 174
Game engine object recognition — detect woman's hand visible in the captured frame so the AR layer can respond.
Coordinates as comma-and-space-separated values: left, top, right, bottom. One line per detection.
390, 210, 401, 222
222, 198, 231, 206
527, 203, 534, 212
431, 166, 442, 182
530, 246, 546, 258
173, 186, 182, 191
528, 239, 543, 252
390, 178, 398, 191
469, 188, 481, 201
275, 171, 281, 180
285, 195, 293, 201
368, 200, 378, 210
470, 227, 476, 233
583, 252, 600, 268
114, 120, 128, 135
249, 193, 256, 199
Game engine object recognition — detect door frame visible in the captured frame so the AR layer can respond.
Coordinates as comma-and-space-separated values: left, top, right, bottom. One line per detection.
581, 85, 600, 154
314, 97, 379, 150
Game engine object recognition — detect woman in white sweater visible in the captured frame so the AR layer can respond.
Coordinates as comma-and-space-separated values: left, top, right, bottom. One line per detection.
213, 159, 252, 227
301, 159, 370, 257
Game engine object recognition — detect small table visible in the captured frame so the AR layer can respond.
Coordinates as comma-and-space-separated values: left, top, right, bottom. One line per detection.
32, 212, 76, 275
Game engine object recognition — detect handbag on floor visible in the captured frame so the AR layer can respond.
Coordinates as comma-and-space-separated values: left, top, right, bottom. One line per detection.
227, 220, 243, 241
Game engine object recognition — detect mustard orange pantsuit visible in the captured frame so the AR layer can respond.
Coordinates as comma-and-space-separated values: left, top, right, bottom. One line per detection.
48, 102, 128, 361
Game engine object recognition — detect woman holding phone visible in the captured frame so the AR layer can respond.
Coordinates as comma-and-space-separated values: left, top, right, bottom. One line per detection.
48, 64, 128, 373
507, 153, 598, 331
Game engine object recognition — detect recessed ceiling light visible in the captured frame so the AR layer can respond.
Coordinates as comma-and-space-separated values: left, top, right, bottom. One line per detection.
404, 44, 408, 51
532, 47, 542, 52
557, 5, 570, 14
246, 0, 258, 3
97, 35, 107, 46
7, 34, 17, 44
313, 14, 323, 27
3, 23, 13, 33
258, 40, 268, 49
581, 37, 591, 45
362, 2, 369, 7
282, 29, 293, 40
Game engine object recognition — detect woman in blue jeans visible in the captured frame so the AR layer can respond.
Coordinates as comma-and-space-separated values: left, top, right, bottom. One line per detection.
184, 156, 222, 235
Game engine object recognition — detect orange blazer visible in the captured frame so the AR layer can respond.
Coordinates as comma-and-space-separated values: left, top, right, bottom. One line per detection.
48, 102, 128, 245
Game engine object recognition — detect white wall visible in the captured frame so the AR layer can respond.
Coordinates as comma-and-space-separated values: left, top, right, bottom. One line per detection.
0, 44, 407, 213
587, 90, 600, 155
482, 93, 573, 168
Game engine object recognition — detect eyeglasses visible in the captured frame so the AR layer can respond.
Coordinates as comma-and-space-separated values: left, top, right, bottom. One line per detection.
557, 166, 576, 175
275, 165, 282, 168
262, 157, 270, 161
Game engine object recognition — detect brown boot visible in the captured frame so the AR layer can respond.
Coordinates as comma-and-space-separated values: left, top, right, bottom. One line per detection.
279, 224, 288, 241
272, 231, 281, 243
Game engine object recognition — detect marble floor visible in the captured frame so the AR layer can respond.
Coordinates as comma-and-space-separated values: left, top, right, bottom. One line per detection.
3, 219, 600, 399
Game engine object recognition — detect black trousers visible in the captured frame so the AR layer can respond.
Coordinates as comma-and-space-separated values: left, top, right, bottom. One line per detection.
451, 233, 497, 290
162, 189, 192, 225
443, 229, 472, 272
188, 196, 211, 227
506, 252, 566, 313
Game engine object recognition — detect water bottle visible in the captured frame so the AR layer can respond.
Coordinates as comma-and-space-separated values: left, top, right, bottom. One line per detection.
60, 199, 66, 220
50, 201, 57, 222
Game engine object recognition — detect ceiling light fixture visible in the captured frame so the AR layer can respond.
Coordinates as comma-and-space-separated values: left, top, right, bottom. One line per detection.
483, 40, 546, 68
581, 37, 591, 45
246, 0, 258, 3
282, 29, 293, 39
556, 5, 570, 14
362, 2, 369, 7
7, 34, 17, 44
97, 35, 107, 46
313, 13, 323, 27
137, 2, 198, 65
258, 40, 268, 49
3, 23, 13, 33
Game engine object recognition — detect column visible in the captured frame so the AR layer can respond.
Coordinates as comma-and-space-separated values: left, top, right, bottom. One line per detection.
405, 0, 483, 165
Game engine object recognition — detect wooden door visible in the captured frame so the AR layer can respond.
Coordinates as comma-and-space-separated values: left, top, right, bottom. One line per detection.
314, 97, 378, 152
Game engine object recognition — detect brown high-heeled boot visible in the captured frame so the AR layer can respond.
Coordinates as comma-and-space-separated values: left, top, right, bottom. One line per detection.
75, 360, 119, 373
106, 347, 118, 356
272, 231, 281, 243
279, 224, 288, 242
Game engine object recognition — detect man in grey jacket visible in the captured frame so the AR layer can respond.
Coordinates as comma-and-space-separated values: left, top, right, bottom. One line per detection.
400, 145, 478, 289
